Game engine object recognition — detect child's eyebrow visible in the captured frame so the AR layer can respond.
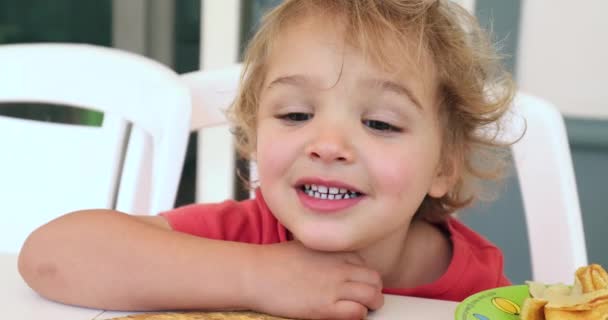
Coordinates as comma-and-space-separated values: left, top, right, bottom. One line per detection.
266, 74, 315, 90
362, 78, 423, 112
265, 74, 423, 112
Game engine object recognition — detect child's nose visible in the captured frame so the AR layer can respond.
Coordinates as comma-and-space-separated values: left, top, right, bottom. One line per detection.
305, 127, 355, 164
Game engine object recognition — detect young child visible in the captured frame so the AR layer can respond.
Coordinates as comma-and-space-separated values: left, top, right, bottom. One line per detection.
19, 1, 515, 319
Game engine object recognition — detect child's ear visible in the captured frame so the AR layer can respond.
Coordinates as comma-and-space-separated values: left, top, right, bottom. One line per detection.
428, 158, 459, 198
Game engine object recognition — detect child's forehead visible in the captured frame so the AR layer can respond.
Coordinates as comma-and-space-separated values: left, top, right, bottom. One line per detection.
263, 14, 439, 100
272, 12, 435, 73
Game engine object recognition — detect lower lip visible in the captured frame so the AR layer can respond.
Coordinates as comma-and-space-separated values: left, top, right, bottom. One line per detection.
296, 189, 364, 213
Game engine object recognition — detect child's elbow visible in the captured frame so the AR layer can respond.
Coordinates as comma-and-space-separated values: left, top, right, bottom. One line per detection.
18, 227, 59, 294
17, 209, 84, 295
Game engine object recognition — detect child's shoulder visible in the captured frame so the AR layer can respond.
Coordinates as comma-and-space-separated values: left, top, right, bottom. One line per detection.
159, 191, 289, 244
162, 189, 268, 218
384, 218, 508, 300
444, 217, 509, 287
446, 218, 501, 251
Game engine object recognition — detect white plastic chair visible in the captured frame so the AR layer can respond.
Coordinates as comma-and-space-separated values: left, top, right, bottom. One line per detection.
504, 93, 587, 284
0, 43, 191, 253
181, 64, 244, 203
180, 66, 587, 284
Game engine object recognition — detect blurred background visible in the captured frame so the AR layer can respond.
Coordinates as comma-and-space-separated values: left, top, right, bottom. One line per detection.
0, 0, 606, 284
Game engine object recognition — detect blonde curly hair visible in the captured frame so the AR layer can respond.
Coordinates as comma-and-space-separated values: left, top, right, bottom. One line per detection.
227, 0, 516, 222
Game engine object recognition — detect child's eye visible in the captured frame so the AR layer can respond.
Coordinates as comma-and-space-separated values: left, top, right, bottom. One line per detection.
363, 119, 403, 133
276, 112, 313, 123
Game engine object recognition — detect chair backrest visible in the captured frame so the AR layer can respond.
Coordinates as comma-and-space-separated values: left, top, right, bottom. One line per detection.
181, 64, 243, 203
505, 93, 588, 283
181, 66, 587, 284
0, 43, 191, 253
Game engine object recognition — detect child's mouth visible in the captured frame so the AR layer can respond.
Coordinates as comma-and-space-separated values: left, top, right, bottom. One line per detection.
299, 184, 363, 200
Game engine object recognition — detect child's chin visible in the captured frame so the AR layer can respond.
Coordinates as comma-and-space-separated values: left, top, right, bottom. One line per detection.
297, 233, 359, 252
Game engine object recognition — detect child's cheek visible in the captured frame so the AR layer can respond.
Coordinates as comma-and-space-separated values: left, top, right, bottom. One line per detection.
369, 153, 431, 199
376, 160, 413, 194
255, 138, 291, 183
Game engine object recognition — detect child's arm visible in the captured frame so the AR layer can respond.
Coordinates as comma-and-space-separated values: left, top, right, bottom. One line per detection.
18, 210, 383, 320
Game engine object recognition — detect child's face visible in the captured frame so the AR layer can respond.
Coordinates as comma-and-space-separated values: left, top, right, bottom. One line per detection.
255, 16, 452, 252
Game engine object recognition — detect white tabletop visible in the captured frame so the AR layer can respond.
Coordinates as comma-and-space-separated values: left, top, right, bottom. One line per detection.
1, 254, 457, 319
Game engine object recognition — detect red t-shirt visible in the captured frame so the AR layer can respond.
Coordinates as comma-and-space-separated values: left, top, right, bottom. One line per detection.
160, 191, 510, 302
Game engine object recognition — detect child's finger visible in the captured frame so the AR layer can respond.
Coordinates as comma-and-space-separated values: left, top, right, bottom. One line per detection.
341, 252, 366, 266
329, 300, 368, 320
338, 282, 385, 311
344, 266, 383, 289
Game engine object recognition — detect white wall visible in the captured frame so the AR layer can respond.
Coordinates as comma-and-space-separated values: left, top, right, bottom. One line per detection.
452, 0, 475, 12
111, 0, 175, 66
196, 0, 241, 203
517, 0, 608, 120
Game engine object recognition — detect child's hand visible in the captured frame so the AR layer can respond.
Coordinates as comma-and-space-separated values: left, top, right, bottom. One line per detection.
244, 241, 384, 320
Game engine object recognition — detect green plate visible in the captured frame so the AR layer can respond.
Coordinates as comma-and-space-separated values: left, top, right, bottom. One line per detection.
454, 285, 530, 320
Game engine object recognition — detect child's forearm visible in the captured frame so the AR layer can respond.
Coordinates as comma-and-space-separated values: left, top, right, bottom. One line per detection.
18, 209, 259, 311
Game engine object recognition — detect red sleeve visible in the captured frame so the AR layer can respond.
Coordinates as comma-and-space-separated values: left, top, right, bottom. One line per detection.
383, 218, 510, 301
159, 191, 289, 244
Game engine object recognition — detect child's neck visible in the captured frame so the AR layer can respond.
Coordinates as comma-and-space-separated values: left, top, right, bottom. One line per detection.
356, 219, 452, 289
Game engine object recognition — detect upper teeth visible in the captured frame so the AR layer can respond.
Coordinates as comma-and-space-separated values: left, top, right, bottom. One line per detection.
305, 184, 352, 194
303, 184, 360, 200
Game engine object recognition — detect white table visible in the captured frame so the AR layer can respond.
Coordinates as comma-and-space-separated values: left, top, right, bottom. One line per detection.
1, 254, 457, 319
